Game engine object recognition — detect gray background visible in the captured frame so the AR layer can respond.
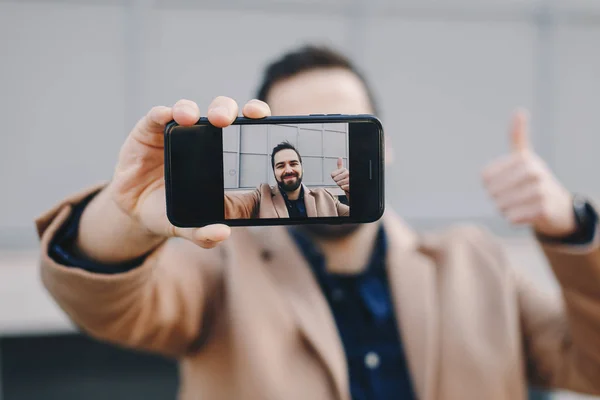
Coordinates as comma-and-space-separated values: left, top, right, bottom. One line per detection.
1, 0, 600, 247
223, 123, 348, 190
1, 0, 599, 399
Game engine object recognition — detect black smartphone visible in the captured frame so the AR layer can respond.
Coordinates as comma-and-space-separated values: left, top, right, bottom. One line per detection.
164, 114, 384, 227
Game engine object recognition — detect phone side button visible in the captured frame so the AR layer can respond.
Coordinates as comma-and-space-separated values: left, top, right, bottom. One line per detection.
309, 113, 325, 116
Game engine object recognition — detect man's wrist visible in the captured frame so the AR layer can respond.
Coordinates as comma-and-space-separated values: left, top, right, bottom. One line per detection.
49, 190, 151, 273
75, 187, 165, 264
537, 195, 598, 245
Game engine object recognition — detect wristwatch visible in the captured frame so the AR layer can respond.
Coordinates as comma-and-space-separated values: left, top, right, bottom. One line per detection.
537, 194, 597, 244
565, 194, 597, 244
573, 194, 591, 227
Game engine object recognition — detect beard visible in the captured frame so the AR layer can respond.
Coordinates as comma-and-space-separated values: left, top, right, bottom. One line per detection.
278, 171, 303, 193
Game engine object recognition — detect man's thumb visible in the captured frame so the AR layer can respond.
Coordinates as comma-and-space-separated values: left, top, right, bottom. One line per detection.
337, 157, 343, 169
510, 109, 531, 153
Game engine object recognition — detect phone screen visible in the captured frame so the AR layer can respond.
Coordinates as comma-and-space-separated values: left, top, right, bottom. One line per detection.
222, 122, 350, 220
165, 115, 384, 227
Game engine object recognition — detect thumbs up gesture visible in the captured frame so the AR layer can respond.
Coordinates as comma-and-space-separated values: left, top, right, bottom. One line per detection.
331, 157, 350, 194
482, 110, 577, 238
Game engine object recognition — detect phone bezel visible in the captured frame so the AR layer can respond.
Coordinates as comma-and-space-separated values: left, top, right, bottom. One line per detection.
164, 114, 385, 227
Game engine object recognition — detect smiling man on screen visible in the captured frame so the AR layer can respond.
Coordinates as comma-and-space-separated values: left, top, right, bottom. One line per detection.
225, 140, 350, 219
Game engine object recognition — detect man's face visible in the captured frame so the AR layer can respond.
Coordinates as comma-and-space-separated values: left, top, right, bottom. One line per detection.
267, 68, 374, 116
274, 149, 303, 192
266, 67, 375, 239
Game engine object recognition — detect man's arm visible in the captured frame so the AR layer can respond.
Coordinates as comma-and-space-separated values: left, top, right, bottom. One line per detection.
71, 184, 166, 264
330, 157, 349, 202
329, 191, 349, 217
34, 98, 272, 358
516, 232, 600, 394
224, 189, 261, 219
36, 187, 224, 358
337, 199, 350, 217
467, 221, 600, 395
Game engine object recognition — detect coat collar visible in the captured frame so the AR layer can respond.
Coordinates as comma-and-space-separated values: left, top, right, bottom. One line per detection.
254, 210, 439, 399
271, 184, 317, 218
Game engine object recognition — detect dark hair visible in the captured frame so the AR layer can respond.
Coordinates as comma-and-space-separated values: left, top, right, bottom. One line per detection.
256, 45, 379, 115
271, 141, 302, 169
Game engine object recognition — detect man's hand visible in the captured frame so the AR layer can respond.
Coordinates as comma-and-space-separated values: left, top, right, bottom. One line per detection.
83, 97, 272, 259
482, 110, 577, 238
331, 157, 350, 194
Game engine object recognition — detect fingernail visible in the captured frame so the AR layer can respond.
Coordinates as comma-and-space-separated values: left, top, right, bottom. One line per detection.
209, 106, 228, 117
181, 103, 196, 115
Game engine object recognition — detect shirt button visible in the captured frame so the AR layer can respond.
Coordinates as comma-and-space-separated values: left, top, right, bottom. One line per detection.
364, 351, 380, 369
331, 288, 344, 302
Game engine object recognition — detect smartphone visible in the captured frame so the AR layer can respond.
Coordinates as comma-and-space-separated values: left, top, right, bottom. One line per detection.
164, 114, 384, 227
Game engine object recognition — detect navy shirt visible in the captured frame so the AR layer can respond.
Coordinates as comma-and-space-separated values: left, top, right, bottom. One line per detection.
280, 184, 307, 218
290, 226, 416, 400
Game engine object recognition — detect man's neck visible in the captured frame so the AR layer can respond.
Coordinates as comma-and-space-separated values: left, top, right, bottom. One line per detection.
284, 186, 302, 200
314, 223, 380, 275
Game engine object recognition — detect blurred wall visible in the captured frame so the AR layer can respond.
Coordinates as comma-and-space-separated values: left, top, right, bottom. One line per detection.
1, 0, 600, 248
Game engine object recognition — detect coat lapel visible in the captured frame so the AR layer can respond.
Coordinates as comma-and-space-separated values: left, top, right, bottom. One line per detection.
383, 213, 440, 400
256, 226, 350, 400
303, 185, 318, 217
253, 210, 440, 400
272, 184, 318, 218
271, 186, 289, 218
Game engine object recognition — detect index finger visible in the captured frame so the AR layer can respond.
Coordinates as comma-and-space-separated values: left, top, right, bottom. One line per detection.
207, 96, 239, 128
242, 99, 272, 119
172, 99, 201, 126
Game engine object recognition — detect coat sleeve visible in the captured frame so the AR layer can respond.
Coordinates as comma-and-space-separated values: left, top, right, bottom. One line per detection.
514, 229, 600, 394
224, 189, 260, 219
337, 201, 350, 217
322, 189, 349, 217
35, 185, 225, 358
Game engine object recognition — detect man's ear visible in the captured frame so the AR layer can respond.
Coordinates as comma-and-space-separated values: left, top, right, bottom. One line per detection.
385, 135, 394, 165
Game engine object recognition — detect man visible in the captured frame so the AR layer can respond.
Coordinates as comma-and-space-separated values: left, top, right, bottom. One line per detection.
225, 140, 350, 219
36, 46, 600, 400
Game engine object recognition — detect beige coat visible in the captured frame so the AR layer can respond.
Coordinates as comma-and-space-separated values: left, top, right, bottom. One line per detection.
224, 183, 349, 219
36, 185, 600, 400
